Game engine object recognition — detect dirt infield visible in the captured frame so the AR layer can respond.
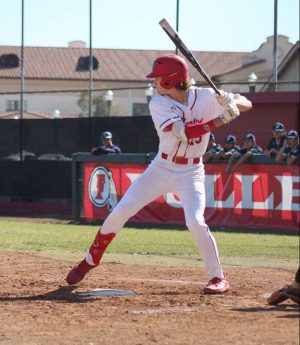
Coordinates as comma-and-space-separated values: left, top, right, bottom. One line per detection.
0, 251, 299, 345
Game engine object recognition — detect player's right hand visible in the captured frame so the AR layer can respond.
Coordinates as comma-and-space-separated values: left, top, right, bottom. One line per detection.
220, 103, 240, 124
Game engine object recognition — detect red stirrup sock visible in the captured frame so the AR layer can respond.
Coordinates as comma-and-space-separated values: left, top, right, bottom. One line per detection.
88, 231, 116, 265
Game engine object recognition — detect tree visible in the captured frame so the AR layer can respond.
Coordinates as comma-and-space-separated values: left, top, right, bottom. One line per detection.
77, 92, 108, 117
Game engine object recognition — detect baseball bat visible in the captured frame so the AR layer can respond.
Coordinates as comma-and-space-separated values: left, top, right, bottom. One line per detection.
217, 173, 233, 201
159, 18, 220, 96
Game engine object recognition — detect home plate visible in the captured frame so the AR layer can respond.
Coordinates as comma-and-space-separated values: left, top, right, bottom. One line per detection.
76, 289, 137, 297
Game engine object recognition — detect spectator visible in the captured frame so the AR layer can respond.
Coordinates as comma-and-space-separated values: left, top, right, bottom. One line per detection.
91, 131, 121, 155
218, 134, 240, 160
276, 130, 300, 165
203, 133, 223, 163
264, 122, 286, 159
225, 133, 262, 174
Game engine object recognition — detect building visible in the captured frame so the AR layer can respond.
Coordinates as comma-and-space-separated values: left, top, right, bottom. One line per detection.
262, 41, 300, 92
0, 37, 298, 118
213, 35, 298, 93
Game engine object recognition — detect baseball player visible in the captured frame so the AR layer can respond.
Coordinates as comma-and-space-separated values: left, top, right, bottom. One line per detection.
267, 267, 300, 305
276, 130, 300, 165
225, 133, 262, 174
91, 131, 121, 155
66, 54, 252, 294
203, 133, 223, 163
264, 122, 286, 159
218, 134, 240, 160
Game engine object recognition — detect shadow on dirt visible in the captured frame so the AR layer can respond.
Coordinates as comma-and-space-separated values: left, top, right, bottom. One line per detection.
0, 286, 104, 304
231, 304, 300, 319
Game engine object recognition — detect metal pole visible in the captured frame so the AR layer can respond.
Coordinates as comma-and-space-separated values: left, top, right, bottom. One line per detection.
128, 89, 132, 116
19, 0, 25, 196
88, 0, 93, 148
273, 0, 278, 91
175, 0, 179, 55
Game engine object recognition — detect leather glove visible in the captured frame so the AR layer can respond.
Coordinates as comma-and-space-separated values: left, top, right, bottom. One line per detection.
219, 103, 240, 124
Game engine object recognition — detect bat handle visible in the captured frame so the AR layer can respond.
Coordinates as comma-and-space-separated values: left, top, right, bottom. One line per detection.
196, 65, 220, 95
202, 74, 220, 95
204, 79, 220, 96
212, 86, 221, 96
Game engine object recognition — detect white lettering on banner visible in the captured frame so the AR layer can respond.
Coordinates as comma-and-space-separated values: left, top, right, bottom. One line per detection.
164, 194, 182, 208
126, 172, 184, 208
124, 172, 300, 212
126, 173, 141, 184
205, 174, 234, 208
235, 175, 274, 210
163, 175, 235, 209
275, 175, 300, 211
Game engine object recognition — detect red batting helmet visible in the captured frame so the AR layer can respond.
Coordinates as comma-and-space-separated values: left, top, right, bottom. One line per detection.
145, 55, 189, 89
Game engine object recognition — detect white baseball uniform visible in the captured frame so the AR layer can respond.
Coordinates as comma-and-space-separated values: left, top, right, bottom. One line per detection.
92, 86, 226, 279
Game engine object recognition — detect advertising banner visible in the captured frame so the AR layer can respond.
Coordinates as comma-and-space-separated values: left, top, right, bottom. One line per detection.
83, 162, 299, 231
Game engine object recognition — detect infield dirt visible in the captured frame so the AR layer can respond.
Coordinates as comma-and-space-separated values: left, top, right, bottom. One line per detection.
0, 251, 299, 345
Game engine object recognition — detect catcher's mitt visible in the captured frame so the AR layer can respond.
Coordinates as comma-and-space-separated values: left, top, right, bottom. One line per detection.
267, 287, 289, 305
285, 285, 300, 305
267, 284, 300, 305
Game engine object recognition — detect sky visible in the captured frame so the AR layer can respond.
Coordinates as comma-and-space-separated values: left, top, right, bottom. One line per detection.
0, 0, 299, 52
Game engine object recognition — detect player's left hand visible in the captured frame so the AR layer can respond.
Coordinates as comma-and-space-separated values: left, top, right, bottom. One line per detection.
216, 90, 234, 108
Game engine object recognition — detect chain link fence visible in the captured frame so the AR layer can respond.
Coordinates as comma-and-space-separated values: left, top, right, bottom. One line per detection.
0, 81, 299, 119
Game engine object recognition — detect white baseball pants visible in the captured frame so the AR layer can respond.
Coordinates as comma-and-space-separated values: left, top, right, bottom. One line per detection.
100, 158, 224, 279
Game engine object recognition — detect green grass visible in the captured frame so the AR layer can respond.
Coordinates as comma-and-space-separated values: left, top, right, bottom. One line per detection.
0, 220, 298, 268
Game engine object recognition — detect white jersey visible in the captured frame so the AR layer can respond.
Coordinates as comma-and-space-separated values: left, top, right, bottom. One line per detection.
150, 86, 225, 158
96, 86, 228, 281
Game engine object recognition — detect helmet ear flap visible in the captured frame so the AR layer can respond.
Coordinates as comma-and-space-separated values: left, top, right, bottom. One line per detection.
160, 78, 173, 89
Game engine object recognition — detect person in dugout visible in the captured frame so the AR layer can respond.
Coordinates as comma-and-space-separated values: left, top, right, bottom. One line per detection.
225, 133, 262, 174
218, 134, 240, 160
203, 133, 223, 163
91, 131, 121, 155
264, 122, 286, 159
276, 130, 300, 165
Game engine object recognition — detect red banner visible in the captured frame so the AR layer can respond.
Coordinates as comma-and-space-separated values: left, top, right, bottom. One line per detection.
83, 162, 300, 231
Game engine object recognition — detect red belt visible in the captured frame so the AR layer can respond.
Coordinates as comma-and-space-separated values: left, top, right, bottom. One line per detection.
161, 152, 200, 165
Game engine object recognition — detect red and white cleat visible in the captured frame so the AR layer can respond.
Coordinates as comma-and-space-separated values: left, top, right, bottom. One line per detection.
203, 277, 230, 294
66, 260, 96, 285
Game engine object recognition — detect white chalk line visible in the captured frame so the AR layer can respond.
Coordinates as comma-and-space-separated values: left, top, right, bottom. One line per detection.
130, 306, 195, 315
116, 277, 206, 286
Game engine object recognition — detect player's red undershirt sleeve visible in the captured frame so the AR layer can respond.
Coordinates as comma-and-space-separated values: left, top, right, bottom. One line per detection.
164, 119, 218, 138
185, 120, 217, 139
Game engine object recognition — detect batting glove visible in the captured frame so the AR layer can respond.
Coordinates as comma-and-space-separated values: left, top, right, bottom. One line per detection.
217, 90, 235, 108
219, 103, 240, 124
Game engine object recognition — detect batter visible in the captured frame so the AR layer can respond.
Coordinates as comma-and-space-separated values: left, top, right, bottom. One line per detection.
66, 54, 252, 294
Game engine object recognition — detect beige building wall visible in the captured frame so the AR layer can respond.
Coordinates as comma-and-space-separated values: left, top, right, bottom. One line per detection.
277, 53, 299, 91
217, 35, 295, 92
0, 36, 297, 117
0, 78, 151, 117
